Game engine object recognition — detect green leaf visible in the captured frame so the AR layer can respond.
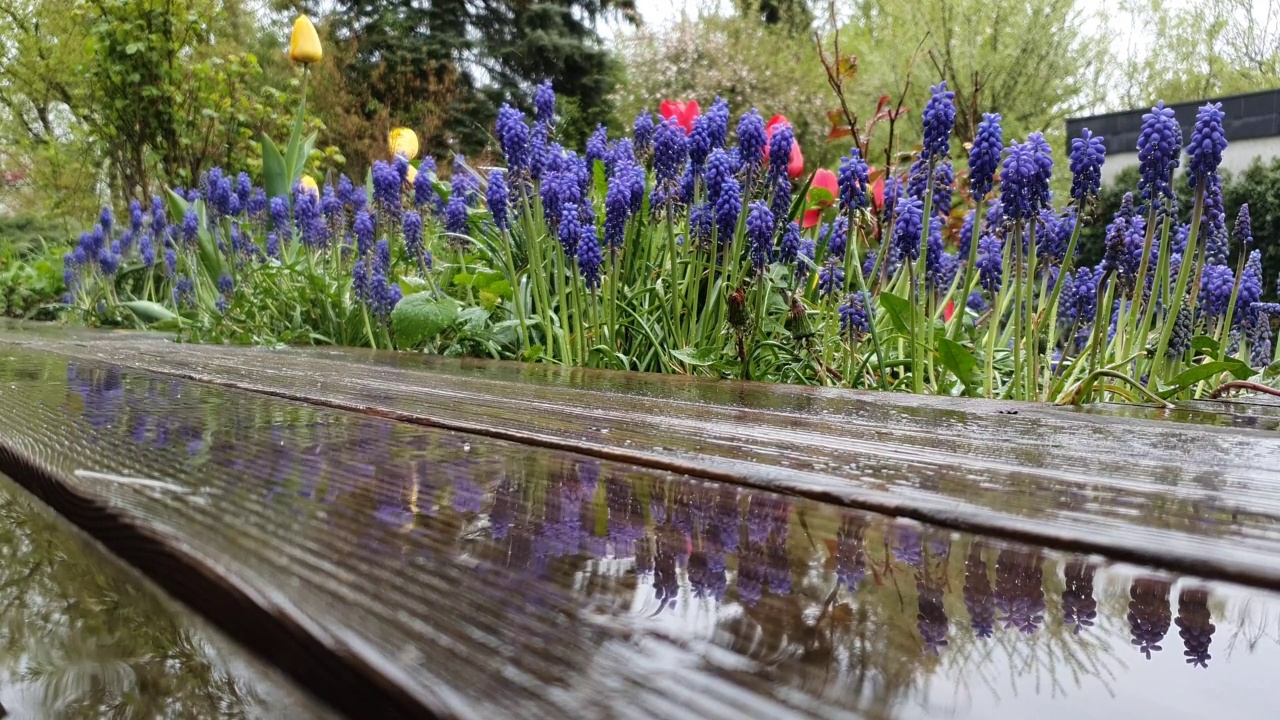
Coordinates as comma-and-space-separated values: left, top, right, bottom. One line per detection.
261, 134, 288, 199
937, 338, 981, 393
1190, 335, 1220, 357
166, 187, 190, 221
1163, 359, 1255, 395
391, 293, 458, 348
120, 300, 177, 324
878, 292, 912, 336
671, 346, 721, 366
291, 131, 318, 183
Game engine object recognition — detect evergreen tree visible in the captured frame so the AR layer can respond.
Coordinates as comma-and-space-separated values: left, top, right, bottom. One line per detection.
325, 0, 636, 161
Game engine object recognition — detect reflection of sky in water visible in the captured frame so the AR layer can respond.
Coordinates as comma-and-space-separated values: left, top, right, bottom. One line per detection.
30, 358, 1280, 718
0, 472, 329, 719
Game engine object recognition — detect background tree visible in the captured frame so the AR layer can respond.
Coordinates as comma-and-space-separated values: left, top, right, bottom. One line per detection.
1117, 0, 1280, 106
321, 0, 636, 171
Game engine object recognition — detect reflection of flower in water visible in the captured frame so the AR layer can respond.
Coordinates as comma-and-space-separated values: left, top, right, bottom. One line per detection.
450, 463, 484, 514
836, 515, 867, 592
1128, 577, 1172, 659
689, 540, 728, 601
917, 575, 950, 654
737, 546, 766, 607
964, 544, 995, 638
576, 459, 600, 497
890, 522, 923, 569
652, 527, 684, 612
606, 479, 646, 558
713, 489, 740, 554
1062, 561, 1098, 633
489, 478, 518, 540
995, 550, 1045, 635
1176, 587, 1214, 668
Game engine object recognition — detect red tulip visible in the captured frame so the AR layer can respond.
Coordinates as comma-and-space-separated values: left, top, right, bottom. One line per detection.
943, 299, 956, 322
802, 168, 838, 228
660, 99, 701, 135
764, 114, 805, 179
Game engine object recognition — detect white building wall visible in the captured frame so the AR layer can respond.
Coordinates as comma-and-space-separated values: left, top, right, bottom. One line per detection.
1100, 136, 1280, 185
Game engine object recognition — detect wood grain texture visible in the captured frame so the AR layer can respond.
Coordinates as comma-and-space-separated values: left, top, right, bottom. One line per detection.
2, 333, 1280, 718
5, 330, 1279, 590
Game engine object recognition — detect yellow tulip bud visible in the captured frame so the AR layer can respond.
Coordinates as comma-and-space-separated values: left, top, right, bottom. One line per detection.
405, 164, 418, 186
299, 175, 319, 196
389, 128, 419, 160
289, 15, 323, 65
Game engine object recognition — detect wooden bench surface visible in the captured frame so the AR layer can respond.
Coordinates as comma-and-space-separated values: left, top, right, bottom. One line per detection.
2, 324, 1280, 719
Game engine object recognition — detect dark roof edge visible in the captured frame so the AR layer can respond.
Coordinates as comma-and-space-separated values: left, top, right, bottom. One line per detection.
1067, 87, 1280, 125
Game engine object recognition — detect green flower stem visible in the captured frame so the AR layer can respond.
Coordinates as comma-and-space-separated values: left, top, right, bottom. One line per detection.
947, 210, 985, 340
1132, 217, 1172, 362
911, 167, 936, 394
1150, 183, 1206, 389
849, 212, 889, 391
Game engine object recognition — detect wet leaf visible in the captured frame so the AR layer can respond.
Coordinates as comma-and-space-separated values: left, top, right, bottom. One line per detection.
391, 293, 458, 348
120, 300, 177, 324
672, 346, 720, 366
1162, 359, 1255, 396
937, 338, 981, 394
878, 293, 912, 336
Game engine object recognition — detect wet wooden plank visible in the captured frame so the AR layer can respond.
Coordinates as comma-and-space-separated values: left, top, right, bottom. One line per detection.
6, 330, 1280, 592
0, 470, 331, 719
2, 346, 1280, 719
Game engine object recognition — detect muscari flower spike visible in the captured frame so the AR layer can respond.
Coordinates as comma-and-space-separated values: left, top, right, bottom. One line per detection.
534, 81, 555, 124
976, 234, 1003, 293
839, 291, 871, 336
715, 176, 742, 243
496, 104, 530, 175
818, 262, 845, 297
768, 124, 794, 181
779, 221, 802, 264
969, 113, 1003, 201
1137, 101, 1182, 206
933, 161, 954, 217
486, 169, 510, 232
921, 81, 956, 162
892, 196, 924, 262
577, 224, 604, 289
1069, 128, 1107, 203
1234, 204, 1253, 248
653, 118, 688, 190
1200, 263, 1236, 319
704, 149, 735, 204
586, 125, 610, 167
838, 147, 870, 213
1187, 102, 1227, 188
1000, 133, 1053, 221
737, 110, 767, 172
633, 110, 655, 155
1237, 249, 1263, 319
746, 201, 776, 271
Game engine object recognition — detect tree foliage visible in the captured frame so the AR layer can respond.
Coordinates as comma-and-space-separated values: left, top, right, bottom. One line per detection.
612, 12, 836, 164
1117, 0, 1280, 106
323, 0, 636, 166
841, 0, 1110, 146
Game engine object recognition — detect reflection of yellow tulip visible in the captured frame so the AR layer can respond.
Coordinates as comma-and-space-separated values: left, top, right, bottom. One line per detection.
405, 164, 418, 186
389, 128, 419, 160
299, 175, 319, 196
289, 16, 323, 65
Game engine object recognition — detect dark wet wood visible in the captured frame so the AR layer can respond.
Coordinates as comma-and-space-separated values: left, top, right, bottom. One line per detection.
0, 470, 332, 718
5, 329, 1280, 591
2, 327, 1280, 718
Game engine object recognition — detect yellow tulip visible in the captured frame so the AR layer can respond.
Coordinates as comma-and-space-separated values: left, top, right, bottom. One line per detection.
405, 164, 418, 186
289, 15, 323, 65
299, 175, 319, 196
389, 128, 419, 160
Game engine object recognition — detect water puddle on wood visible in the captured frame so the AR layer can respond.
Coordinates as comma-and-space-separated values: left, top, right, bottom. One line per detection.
0, 351, 1277, 718
0, 471, 331, 719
